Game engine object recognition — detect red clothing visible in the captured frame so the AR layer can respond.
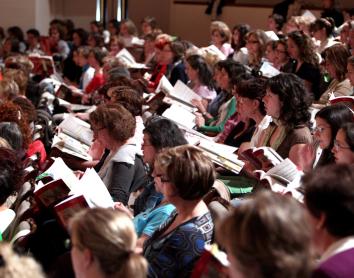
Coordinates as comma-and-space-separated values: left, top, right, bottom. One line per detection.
148, 64, 168, 89
26, 140, 47, 168
84, 70, 105, 94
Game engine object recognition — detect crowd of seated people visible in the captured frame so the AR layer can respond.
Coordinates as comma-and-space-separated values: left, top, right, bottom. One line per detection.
0, 4, 353, 277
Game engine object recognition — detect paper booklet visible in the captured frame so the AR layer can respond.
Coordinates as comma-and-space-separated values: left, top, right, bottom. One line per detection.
116, 48, 147, 69
35, 157, 79, 189
52, 133, 92, 161
265, 31, 279, 41
168, 80, 202, 107
259, 61, 280, 78
59, 115, 93, 146
28, 54, 56, 77
162, 104, 197, 130
239, 146, 283, 172
54, 168, 114, 228
197, 140, 244, 174
156, 75, 174, 95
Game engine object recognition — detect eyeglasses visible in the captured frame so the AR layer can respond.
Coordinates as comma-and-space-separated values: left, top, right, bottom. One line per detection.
313, 126, 330, 133
333, 139, 352, 150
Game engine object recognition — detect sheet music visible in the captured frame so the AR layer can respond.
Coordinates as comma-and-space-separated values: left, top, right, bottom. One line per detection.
169, 80, 202, 105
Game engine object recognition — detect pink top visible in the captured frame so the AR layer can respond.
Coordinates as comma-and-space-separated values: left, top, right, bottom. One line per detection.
193, 84, 217, 100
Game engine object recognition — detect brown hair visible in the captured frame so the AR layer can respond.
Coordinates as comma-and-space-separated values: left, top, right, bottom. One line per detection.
0, 101, 31, 148
245, 29, 269, 67
3, 69, 28, 95
155, 145, 215, 200
217, 190, 312, 278
70, 208, 147, 278
323, 44, 351, 81
89, 103, 135, 143
210, 21, 231, 44
107, 86, 143, 116
0, 78, 19, 101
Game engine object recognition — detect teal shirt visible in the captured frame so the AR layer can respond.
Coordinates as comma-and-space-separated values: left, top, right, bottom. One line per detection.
133, 204, 175, 237
199, 96, 236, 134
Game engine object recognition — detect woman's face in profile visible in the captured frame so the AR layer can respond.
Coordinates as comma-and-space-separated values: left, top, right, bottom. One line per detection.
262, 89, 281, 119
314, 117, 332, 149
70, 231, 87, 278
287, 38, 299, 60
332, 128, 354, 164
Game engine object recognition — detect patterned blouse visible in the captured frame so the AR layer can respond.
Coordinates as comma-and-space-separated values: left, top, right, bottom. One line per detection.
143, 210, 214, 278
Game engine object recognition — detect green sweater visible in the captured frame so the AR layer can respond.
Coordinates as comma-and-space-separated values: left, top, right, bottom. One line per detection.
198, 97, 236, 134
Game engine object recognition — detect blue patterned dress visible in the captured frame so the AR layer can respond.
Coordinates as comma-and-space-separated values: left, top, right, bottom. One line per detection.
143, 210, 214, 278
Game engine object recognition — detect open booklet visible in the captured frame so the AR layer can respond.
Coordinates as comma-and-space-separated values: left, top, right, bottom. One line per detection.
28, 54, 56, 77
197, 140, 244, 174
156, 76, 202, 107
54, 168, 114, 228
51, 115, 93, 161
239, 146, 283, 172
162, 104, 197, 129
254, 158, 304, 202
116, 48, 147, 69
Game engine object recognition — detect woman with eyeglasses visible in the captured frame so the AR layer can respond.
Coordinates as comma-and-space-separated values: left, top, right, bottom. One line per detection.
296, 104, 353, 172
143, 145, 215, 277
69, 208, 147, 278
89, 103, 146, 204
332, 122, 354, 164
274, 38, 292, 72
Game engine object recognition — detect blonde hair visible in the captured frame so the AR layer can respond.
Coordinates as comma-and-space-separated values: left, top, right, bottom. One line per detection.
70, 208, 147, 278
0, 137, 12, 149
217, 191, 312, 278
0, 78, 19, 101
210, 21, 231, 44
0, 243, 45, 278
3, 69, 28, 95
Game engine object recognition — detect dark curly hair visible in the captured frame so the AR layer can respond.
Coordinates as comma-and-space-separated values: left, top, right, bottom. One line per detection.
287, 31, 319, 66
0, 147, 24, 205
266, 73, 312, 129
89, 103, 135, 143
108, 86, 143, 116
231, 24, 250, 51
0, 101, 32, 149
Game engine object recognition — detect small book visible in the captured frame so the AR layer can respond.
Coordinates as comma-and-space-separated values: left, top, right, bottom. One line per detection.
197, 139, 244, 174
34, 179, 71, 207
239, 146, 283, 172
116, 48, 147, 69
28, 54, 56, 77
59, 115, 93, 146
54, 168, 114, 228
55, 84, 84, 103
155, 75, 174, 95
52, 133, 92, 161
191, 244, 229, 278
329, 94, 354, 108
162, 104, 197, 129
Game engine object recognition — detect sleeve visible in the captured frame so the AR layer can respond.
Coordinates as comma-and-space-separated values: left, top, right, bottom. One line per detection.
169, 63, 188, 86
198, 98, 236, 134
142, 209, 174, 237
109, 162, 135, 204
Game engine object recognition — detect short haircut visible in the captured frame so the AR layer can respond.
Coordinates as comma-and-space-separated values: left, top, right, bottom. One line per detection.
303, 164, 354, 237
89, 103, 135, 143
108, 86, 143, 116
26, 28, 40, 38
155, 145, 215, 200
143, 118, 187, 151
0, 147, 24, 205
89, 47, 107, 66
